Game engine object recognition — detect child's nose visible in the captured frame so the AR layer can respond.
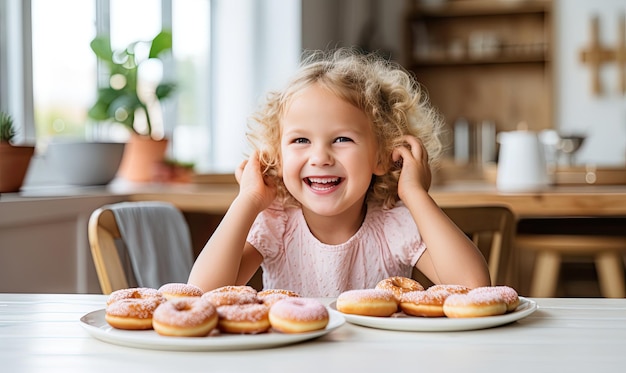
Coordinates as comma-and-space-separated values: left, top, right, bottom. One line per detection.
309, 145, 333, 166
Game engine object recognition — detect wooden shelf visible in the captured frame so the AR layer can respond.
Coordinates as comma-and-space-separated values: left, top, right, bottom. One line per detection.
406, 0, 552, 18
403, 0, 554, 140
411, 51, 549, 67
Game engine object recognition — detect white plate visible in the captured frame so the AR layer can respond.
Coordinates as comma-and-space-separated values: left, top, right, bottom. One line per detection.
329, 296, 537, 332
80, 309, 345, 351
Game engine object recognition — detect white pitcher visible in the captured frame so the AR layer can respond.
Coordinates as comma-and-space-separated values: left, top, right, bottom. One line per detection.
496, 130, 549, 191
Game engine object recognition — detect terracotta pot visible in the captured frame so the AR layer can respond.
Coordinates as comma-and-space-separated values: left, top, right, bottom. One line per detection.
117, 135, 169, 182
0, 143, 36, 193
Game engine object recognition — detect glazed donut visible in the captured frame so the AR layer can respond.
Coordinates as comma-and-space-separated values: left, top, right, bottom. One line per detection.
469, 286, 520, 312
152, 297, 218, 337
399, 290, 448, 317
105, 287, 166, 330
202, 289, 260, 307
258, 289, 301, 307
216, 303, 271, 334
375, 276, 424, 302
158, 283, 204, 300
335, 289, 398, 317
443, 293, 507, 318
269, 298, 329, 334
427, 284, 471, 295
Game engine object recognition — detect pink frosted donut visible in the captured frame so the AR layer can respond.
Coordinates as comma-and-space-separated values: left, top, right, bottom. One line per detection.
269, 298, 329, 333
216, 303, 271, 334
210, 285, 257, 294
469, 286, 520, 312
443, 292, 507, 318
427, 284, 471, 295
258, 289, 301, 307
152, 297, 218, 337
335, 289, 398, 317
202, 289, 260, 307
105, 287, 166, 330
158, 283, 204, 300
399, 290, 448, 317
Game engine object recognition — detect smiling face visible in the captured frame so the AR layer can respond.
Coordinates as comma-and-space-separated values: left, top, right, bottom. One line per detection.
279, 83, 385, 220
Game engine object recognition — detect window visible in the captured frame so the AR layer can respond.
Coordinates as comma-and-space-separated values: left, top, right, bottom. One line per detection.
1, 0, 300, 180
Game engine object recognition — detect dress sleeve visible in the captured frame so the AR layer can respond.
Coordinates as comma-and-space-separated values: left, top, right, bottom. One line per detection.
383, 204, 427, 267
246, 202, 287, 259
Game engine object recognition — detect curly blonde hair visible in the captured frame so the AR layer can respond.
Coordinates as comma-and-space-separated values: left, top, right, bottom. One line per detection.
247, 47, 444, 209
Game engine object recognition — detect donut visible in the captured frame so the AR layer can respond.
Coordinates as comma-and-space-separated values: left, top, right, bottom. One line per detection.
158, 283, 204, 300
399, 290, 448, 317
335, 289, 398, 317
427, 284, 471, 295
443, 292, 507, 318
469, 286, 520, 312
216, 303, 271, 334
152, 297, 218, 337
375, 276, 424, 302
269, 298, 329, 333
209, 285, 258, 295
105, 287, 166, 330
258, 289, 301, 307
202, 289, 260, 307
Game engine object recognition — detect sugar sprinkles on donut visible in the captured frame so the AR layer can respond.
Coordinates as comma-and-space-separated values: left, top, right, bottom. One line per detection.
105, 287, 167, 330
152, 297, 218, 337
336, 284, 523, 319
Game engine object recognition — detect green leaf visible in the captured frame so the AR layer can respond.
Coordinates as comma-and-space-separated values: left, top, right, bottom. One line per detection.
155, 83, 176, 99
149, 30, 173, 58
90, 37, 114, 63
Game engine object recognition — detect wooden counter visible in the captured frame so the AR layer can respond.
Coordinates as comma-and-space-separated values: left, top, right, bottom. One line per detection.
429, 182, 626, 218
126, 180, 626, 218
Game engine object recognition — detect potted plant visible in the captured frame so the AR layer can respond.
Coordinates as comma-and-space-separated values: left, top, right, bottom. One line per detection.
0, 111, 36, 193
88, 30, 176, 182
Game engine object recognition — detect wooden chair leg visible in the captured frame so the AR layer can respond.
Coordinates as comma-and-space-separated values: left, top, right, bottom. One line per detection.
531, 251, 561, 297
595, 252, 626, 298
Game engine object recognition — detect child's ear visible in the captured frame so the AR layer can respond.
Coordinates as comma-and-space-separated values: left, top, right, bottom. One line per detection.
373, 159, 387, 176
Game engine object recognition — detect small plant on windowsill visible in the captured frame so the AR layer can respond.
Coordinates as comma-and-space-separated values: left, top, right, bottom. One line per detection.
87, 30, 176, 139
0, 112, 16, 144
87, 31, 177, 182
0, 111, 36, 193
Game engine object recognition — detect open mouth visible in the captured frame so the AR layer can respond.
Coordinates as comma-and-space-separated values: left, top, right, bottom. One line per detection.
305, 177, 342, 191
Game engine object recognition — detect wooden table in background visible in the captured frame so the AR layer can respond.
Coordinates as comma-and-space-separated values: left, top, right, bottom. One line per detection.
128, 180, 626, 218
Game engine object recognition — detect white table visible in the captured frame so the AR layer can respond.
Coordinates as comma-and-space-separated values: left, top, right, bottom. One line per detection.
1, 293, 625, 372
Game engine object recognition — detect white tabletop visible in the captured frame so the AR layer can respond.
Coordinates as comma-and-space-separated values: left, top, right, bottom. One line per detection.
1, 293, 625, 372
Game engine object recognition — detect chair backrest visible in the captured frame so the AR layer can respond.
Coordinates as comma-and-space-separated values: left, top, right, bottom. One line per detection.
88, 207, 130, 294
87, 201, 194, 295
413, 205, 517, 287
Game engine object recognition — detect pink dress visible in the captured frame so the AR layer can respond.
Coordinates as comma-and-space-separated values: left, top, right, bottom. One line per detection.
246, 202, 426, 297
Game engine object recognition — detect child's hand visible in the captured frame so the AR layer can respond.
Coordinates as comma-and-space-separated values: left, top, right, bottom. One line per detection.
392, 135, 432, 200
235, 151, 277, 212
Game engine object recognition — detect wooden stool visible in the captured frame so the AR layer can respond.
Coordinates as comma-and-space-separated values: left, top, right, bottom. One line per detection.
516, 235, 626, 298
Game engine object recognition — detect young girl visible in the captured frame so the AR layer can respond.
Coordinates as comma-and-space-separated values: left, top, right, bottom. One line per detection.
188, 48, 490, 297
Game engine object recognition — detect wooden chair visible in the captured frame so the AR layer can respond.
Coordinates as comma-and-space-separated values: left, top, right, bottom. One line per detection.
413, 205, 517, 288
88, 207, 131, 294
87, 201, 194, 295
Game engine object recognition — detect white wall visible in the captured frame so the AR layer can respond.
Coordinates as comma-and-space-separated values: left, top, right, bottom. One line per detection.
556, 0, 626, 166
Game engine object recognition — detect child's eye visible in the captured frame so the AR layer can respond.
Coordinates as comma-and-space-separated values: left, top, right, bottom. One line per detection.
334, 137, 353, 143
293, 138, 309, 144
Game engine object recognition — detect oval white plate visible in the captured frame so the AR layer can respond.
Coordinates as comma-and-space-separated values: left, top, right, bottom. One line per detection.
80, 309, 345, 351
329, 296, 537, 332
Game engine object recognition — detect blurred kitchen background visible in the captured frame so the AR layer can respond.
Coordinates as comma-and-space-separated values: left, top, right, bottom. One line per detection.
2, 0, 625, 185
